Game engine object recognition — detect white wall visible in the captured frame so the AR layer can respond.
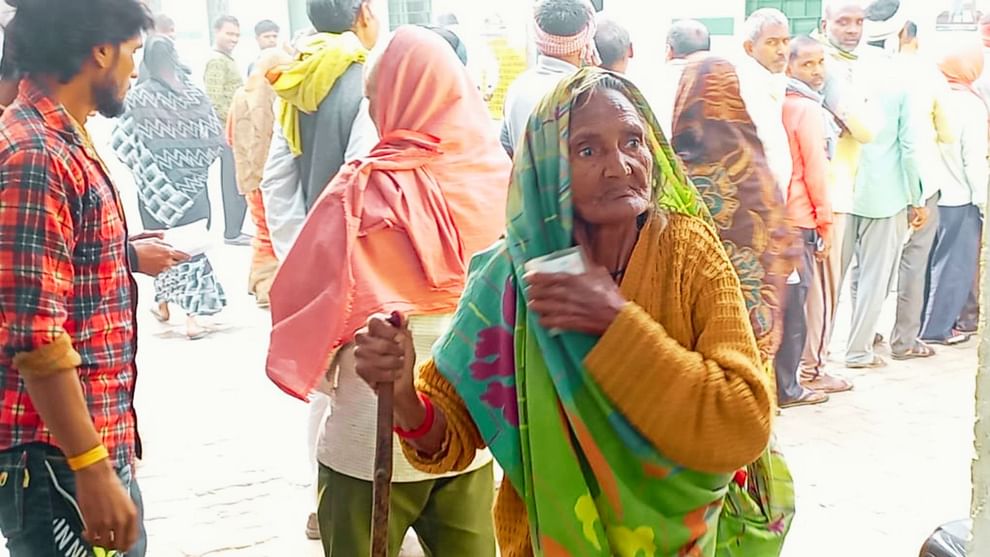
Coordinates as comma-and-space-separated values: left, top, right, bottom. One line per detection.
156, 0, 291, 84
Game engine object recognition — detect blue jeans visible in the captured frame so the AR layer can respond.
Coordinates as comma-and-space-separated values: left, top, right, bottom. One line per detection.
0, 443, 146, 557
922, 204, 982, 341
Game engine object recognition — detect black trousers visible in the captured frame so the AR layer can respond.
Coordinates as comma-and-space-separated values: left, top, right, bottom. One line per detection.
220, 144, 247, 240
774, 229, 818, 402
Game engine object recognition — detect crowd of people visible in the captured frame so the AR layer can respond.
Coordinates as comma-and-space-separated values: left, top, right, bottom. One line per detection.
0, 0, 985, 555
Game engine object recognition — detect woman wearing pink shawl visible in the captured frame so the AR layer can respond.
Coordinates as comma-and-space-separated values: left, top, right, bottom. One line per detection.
267, 26, 509, 556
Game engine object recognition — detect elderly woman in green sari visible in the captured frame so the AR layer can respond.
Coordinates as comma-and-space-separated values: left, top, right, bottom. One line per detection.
353, 68, 775, 556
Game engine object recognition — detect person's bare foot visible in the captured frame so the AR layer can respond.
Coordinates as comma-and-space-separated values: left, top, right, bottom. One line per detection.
186, 316, 209, 340
151, 302, 170, 322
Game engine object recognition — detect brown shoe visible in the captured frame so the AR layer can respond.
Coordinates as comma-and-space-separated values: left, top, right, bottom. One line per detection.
801, 373, 854, 394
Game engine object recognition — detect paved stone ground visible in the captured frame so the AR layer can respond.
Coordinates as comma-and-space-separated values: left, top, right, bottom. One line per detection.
0, 120, 977, 556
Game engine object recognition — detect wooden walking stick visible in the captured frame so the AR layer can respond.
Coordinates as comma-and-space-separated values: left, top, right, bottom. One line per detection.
371, 311, 402, 557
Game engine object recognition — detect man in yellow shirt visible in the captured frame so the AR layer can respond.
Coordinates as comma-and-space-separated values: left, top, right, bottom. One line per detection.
204, 15, 251, 246
802, 0, 876, 390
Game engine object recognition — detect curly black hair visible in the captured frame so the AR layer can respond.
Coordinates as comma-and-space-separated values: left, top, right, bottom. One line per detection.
5, 0, 152, 83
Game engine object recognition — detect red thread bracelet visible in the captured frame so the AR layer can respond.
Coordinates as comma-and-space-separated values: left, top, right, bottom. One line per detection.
394, 392, 435, 440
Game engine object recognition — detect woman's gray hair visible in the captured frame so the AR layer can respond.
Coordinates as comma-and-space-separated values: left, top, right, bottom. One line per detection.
742, 8, 789, 43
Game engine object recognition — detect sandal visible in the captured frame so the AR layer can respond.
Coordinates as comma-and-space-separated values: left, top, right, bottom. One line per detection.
846, 356, 888, 369
801, 373, 854, 394
923, 333, 971, 346
779, 389, 829, 409
874, 333, 885, 346
891, 341, 936, 361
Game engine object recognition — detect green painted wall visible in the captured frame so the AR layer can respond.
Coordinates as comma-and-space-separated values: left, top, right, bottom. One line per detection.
745, 0, 822, 36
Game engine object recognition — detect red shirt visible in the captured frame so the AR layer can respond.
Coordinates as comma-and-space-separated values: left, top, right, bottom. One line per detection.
0, 80, 139, 467
783, 91, 833, 236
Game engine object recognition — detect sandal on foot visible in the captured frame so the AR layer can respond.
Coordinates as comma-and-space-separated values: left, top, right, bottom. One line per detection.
891, 341, 936, 361
779, 389, 829, 409
846, 356, 888, 369
923, 333, 971, 346
801, 373, 854, 394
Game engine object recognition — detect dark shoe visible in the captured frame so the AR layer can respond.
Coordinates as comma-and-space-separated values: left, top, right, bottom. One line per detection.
224, 233, 253, 247
306, 512, 321, 540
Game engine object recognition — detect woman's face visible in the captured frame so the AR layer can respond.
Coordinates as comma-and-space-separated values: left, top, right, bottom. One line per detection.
568, 88, 652, 226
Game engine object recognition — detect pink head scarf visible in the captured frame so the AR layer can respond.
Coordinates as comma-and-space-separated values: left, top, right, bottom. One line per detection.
938, 40, 985, 97
266, 26, 511, 400
369, 25, 512, 257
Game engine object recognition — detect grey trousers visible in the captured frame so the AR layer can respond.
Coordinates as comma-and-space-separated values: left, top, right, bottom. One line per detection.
842, 211, 909, 365
890, 195, 940, 354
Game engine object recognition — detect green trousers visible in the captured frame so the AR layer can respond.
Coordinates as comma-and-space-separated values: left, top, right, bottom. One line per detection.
317, 462, 496, 557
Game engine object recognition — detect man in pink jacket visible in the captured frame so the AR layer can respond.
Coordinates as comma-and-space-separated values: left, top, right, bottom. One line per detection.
775, 35, 845, 408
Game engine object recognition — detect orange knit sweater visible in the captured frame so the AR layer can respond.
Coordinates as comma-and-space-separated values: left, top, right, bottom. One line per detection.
402, 214, 775, 556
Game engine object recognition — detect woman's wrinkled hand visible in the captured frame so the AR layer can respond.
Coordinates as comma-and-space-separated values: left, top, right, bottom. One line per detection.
525, 266, 627, 336
354, 314, 417, 404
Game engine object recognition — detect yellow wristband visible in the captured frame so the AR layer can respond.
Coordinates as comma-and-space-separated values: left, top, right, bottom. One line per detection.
67, 445, 109, 472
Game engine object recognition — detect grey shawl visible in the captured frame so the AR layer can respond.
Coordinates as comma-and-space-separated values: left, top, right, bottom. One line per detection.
112, 36, 224, 227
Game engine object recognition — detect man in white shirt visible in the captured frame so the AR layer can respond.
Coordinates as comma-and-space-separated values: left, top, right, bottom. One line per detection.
738, 8, 793, 197
499, 0, 598, 157
651, 19, 710, 138
594, 14, 633, 74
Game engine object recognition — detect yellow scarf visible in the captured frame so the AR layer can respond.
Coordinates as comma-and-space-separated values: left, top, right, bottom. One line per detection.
271, 32, 367, 156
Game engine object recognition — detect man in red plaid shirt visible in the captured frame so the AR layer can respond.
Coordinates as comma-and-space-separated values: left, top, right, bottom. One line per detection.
0, 0, 154, 555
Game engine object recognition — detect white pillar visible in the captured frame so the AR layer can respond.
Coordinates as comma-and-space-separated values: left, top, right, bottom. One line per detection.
971, 179, 990, 557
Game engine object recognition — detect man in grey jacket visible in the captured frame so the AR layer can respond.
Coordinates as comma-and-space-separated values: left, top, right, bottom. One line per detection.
261, 0, 379, 261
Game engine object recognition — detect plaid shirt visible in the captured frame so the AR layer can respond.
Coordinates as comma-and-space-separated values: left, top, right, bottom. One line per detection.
0, 80, 139, 467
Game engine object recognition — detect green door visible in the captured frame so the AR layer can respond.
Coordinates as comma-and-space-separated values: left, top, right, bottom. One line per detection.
745, 0, 823, 36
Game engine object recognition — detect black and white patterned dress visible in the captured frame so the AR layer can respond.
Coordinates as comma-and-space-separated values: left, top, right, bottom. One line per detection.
112, 35, 229, 318
153, 254, 227, 317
